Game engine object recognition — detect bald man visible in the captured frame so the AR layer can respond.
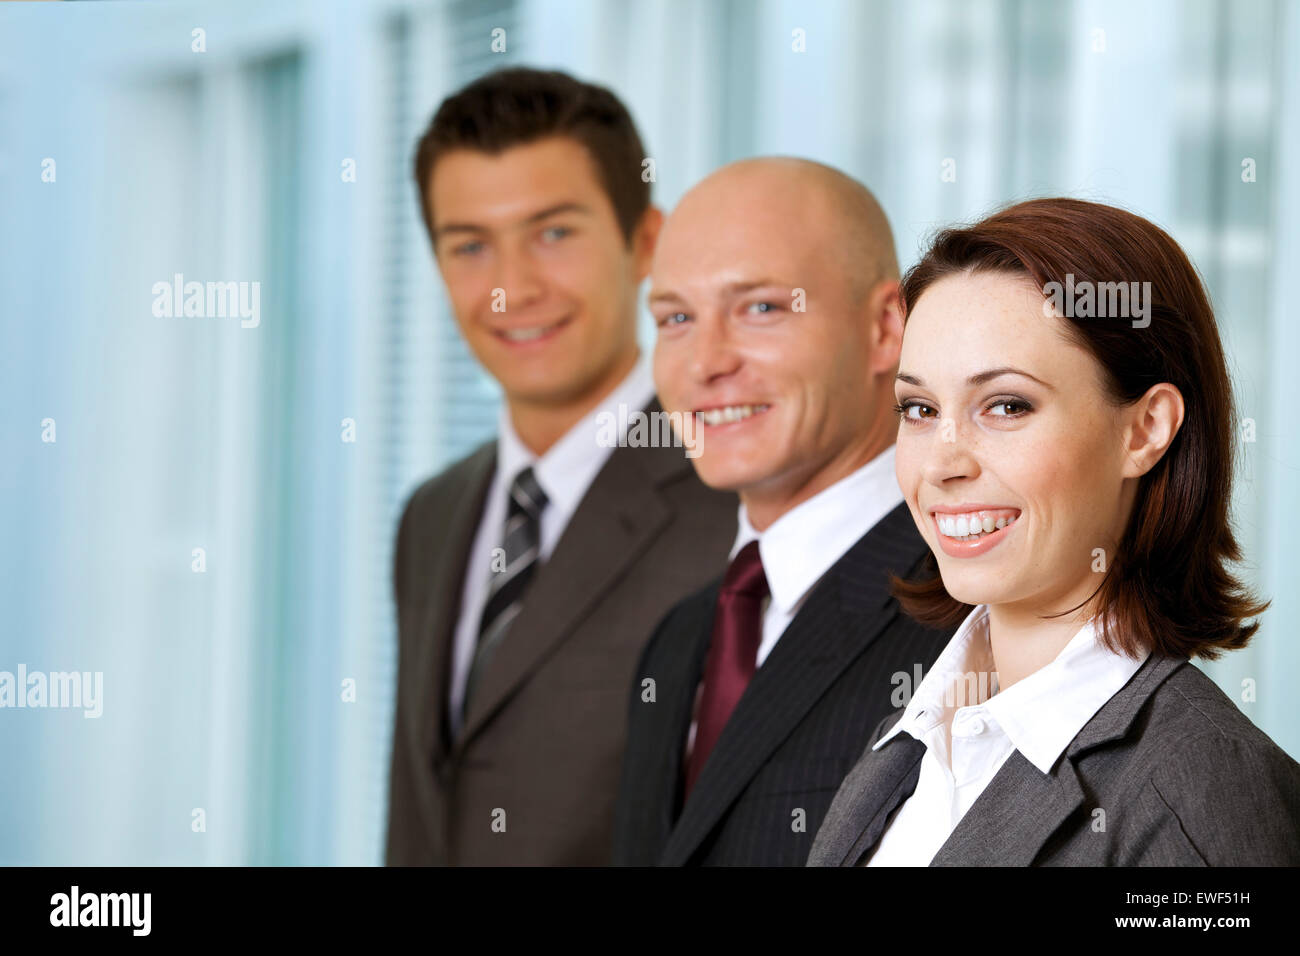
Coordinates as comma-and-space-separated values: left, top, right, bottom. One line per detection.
611, 158, 957, 866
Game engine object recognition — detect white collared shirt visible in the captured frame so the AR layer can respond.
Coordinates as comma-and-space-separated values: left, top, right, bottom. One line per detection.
864, 604, 1149, 866
733, 443, 903, 667
684, 445, 904, 759
447, 353, 656, 734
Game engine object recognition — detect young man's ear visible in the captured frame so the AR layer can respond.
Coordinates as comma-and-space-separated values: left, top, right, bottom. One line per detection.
632, 205, 664, 281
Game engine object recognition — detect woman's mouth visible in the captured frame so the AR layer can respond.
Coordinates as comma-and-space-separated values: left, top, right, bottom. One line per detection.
931, 507, 1021, 558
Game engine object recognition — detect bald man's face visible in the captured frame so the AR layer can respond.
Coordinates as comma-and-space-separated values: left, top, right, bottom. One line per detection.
650, 173, 897, 517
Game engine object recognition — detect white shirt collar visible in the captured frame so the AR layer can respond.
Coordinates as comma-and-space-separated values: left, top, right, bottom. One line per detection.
731, 444, 903, 616
495, 351, 656, 516
875, 604, 1150, 774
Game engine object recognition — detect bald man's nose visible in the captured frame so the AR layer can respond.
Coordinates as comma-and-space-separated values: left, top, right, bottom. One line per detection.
688, 313, 742, 383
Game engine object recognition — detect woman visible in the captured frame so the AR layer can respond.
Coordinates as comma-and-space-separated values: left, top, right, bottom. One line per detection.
808, 198, 1300, 866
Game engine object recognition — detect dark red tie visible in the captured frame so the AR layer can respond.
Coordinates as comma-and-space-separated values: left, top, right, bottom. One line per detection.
684, 540, 769, 799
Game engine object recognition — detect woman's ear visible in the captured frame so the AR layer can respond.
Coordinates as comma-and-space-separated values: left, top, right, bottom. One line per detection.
1121, 382, 1185, 478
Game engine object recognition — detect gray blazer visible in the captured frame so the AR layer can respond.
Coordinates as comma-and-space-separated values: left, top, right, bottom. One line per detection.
809, 651, 1300, 866
385, 401, 736, 866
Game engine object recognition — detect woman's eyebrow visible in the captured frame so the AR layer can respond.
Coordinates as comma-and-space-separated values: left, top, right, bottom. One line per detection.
897, 367, 1055, 391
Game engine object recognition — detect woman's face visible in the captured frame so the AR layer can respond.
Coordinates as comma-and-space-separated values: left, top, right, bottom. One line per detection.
894, 270, 1137, 615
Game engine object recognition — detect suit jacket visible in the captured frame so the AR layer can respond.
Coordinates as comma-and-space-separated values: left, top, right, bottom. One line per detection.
385, 405, 736, 866
611, 501, 956, 866
809, 650, 1300, 866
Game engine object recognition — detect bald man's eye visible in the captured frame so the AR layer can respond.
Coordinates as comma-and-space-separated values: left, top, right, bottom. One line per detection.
656, 312, 690, 328
745, 301, 782, 315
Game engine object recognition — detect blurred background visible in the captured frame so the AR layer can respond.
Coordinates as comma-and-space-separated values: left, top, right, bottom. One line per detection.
1, 0, 1296, 865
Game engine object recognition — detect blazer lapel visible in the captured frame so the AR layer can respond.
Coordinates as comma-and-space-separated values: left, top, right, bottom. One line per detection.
661, 503, 927, 866
454, 430, 694, 751
929, 651, 1189, 865
648, 585, 720, 844
413, 445, 495, 772
929, 751, 1087, 865
833, 733, 927, 866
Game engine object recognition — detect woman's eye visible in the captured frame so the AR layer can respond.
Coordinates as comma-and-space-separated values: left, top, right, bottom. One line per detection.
893, 401, 936, 422
987, 399, 1031, 417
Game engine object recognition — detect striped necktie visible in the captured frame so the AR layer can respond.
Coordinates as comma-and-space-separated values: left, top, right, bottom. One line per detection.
461, 466, 548, 721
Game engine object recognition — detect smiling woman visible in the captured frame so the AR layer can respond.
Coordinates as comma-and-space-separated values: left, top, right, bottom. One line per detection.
890, 198, 1264, 664
808, 197, 1300, 868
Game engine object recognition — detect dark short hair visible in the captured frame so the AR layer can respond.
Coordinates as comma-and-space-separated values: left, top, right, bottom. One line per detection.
413, 67, 650, 246
891, 197, 1269, 661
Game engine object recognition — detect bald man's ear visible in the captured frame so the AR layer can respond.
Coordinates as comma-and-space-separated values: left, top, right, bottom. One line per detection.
865, 278, 904, 376
631, 205, 664, 282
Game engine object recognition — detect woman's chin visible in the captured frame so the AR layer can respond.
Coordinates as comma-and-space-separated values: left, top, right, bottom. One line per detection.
938, 573, 1007, 609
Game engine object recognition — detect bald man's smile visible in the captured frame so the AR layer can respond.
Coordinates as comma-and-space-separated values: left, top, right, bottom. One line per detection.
694, 402, 772, 428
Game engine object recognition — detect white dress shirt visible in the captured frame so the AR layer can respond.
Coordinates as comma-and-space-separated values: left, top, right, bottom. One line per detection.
684, 445, 904, 758
731, 443, 903, 667
864, 604, 1149, 866
446, 353, 656, 735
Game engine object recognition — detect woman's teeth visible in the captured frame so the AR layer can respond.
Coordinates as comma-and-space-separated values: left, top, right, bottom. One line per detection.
936, 510, 1020, 541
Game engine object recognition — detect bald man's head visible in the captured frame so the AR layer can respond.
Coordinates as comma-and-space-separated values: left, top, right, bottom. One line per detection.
664, 157, 898, 303
649, 157, 905, 529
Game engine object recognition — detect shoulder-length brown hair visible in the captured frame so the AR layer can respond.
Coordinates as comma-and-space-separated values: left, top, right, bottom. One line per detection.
892, 197, 1268, 661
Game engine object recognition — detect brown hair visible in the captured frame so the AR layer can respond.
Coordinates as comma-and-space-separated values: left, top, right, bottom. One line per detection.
413, 67, 650, 246
891, 197, 1268, 661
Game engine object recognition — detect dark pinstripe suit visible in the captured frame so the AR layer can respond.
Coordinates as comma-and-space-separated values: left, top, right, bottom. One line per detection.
611, 501, 958, 866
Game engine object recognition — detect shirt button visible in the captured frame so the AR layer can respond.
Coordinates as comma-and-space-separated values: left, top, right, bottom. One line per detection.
967, 716, 986, 734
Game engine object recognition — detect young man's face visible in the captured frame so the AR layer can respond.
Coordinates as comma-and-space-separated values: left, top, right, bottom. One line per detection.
428, 136, 652, 411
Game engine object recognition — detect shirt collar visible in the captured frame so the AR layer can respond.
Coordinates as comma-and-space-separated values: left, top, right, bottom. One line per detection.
874, 604, 995, 749
875, 604, 1150, 774
730, 444, 902, 615
496, 351, 656, 514
984, 615, 1149, 773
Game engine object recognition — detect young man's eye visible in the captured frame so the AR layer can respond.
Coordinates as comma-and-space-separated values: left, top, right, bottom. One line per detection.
540, 225, 573, 242
451, 240, 485, 257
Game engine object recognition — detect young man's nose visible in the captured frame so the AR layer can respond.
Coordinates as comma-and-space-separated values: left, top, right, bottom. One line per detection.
493, 248, 545, 309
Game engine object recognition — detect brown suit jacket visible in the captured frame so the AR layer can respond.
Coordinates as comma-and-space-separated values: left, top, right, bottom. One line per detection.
385, 405, 736, 865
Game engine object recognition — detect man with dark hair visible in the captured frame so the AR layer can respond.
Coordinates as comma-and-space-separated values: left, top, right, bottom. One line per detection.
386, 67, 735, 866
